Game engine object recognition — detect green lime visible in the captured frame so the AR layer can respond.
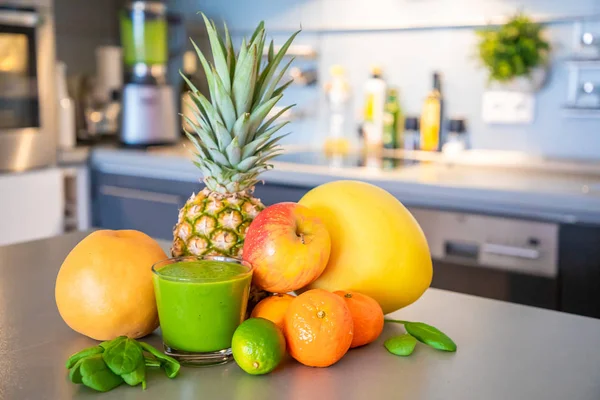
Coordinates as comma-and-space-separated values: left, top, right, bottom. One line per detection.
232, 317, 286, 375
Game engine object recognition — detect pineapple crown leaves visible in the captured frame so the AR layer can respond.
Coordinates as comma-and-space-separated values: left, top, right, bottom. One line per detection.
182, 13, 300, 194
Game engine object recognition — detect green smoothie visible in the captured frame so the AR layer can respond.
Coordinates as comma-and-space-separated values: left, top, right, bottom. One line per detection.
153, 259, 252, 353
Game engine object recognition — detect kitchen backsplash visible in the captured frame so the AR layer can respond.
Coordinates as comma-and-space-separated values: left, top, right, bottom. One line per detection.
54, 0, 122, 75
53, 0, 600, 159
173, 0, 600, 160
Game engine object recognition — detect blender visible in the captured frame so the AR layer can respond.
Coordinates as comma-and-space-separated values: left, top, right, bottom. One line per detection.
119, 0, 177, 145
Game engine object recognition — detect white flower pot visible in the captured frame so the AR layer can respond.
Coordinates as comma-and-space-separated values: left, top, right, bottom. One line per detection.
487, 67, 548, 93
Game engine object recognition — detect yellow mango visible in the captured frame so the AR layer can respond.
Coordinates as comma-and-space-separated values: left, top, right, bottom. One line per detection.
299, 180, 432, 314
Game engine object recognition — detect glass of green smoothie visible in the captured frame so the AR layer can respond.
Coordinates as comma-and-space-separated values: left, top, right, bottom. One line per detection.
152, 255, 252, 366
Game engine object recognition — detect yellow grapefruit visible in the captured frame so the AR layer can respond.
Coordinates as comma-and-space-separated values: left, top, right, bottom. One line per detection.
299, 180, 432, 314
55, 230, 167, 340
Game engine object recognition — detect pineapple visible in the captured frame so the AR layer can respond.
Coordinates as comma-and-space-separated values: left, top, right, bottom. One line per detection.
172, 15, 299, 308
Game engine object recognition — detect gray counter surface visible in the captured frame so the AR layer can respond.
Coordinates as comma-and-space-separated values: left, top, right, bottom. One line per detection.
90, 145, 600, 225
2, 231, 600, 399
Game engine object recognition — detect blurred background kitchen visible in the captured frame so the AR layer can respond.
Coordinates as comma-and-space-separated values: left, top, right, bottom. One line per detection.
1, 0, 600, 317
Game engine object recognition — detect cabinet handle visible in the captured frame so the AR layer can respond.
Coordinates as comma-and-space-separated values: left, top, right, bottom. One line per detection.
482, 243, 540, 260
99, 185, 180, 205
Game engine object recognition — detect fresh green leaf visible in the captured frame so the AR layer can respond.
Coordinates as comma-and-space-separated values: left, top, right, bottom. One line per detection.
476, 12, 550, 83
241, 135, 271, 160
214, 120, 233, 151
201, 13, 231, 92
247, 94, 283, 137
102, 337, 144, 375
236, 156, 259, 172
144, 357, 161, 368
223, 22, 236, 80
139, 342, 181, 379
66, 346, 103, 369
232, 43, 258, 116
404, 322, 457, 352
79, 354, 124, 392
267, 40, 275, 63
162, 361, 181, 379
384, 334, 418, 356
256, 104, 295, 134
254, 30, 300, 106
249, 21, 265, 45
256, 131, 290, 155
189, 39, 215, 98
179, 71, 200, 95
193, 94, 225, 141
121, 360, 146, 389
232, 112, 251, 145
69, 358, 84, 384
272, 79, 294, 98
261, 57, 295, 103
225, 137, 241, 166
211, 66, 237, 131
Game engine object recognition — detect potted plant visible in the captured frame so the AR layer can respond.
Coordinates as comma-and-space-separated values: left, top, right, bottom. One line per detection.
477, 13, 551, 92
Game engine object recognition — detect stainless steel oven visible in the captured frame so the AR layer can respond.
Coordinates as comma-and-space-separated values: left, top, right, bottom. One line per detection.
0, 1, 56, 172
409, 208, 560, 310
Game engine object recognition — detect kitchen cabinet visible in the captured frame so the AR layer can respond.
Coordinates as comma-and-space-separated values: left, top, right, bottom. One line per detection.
0, 168, 65, 246
559, 224, 600, 318
92, 170, 600, 319
92, 171, 309, 240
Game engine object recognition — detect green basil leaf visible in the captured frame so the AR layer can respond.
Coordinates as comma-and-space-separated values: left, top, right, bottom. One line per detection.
79, 354, 124, 392
384, 334, 417, 356
68, 358, 84, 384
121, 361, 147, 389
404, 322, 457, 352
65, 346, 103, 369
102, 337, 144, 375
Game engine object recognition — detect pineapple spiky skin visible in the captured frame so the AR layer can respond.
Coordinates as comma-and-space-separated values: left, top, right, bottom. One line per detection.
171, 188, 263, 258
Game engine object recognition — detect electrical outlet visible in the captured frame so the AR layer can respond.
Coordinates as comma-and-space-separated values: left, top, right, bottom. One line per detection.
482, 91, 535, 124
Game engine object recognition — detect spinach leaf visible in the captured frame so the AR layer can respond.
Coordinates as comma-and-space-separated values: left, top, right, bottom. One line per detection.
404, 322, 457, 352
144, 356, 161, 368
121, 360, 147, 390
65, 346, 103, 369
139, 342, 181, 378
79, 354, 124, 392
99, 336, 127, 352
384, 334, 417, 356
162, 361, 181, 379
102, 337, 144, 375
68, 358, 84, 384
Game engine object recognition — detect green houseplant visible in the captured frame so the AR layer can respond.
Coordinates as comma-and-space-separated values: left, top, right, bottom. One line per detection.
477, 13, 551, 88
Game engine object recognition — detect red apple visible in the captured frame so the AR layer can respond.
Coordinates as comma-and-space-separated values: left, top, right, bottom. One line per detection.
242, 202, 331, 293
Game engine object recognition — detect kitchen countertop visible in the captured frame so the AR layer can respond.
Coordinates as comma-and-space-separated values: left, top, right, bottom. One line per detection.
2, 231, 600, 399
87, 143, 600, 225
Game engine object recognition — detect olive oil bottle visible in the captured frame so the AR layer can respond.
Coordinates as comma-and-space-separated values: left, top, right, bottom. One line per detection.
382, 87, 403, 149
420, 72, 443, 152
